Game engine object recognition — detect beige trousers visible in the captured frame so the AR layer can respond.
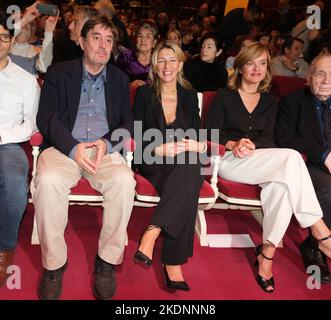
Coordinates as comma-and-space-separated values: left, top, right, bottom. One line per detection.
218, 148, 323, 246
33, 147, 136, 270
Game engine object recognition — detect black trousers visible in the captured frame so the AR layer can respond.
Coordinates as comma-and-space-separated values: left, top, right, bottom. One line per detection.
308, 164, 331, 228
140, 153, 205, 265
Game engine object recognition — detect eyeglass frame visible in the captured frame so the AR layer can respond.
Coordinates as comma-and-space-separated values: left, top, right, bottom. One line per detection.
0, 33, 12, 43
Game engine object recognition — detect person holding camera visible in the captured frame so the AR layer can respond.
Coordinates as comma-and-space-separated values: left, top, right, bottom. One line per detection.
10, 1, 58, 76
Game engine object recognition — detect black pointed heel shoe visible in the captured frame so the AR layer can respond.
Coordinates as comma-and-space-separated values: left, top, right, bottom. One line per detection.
134, 225, 159, 267
163, 266, 190, 291
254, 244, 275, 293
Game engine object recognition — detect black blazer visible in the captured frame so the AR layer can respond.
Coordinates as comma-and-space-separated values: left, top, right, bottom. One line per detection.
275, 87, 326, 164
132, 84, 200, 172
36, 58, 133, 156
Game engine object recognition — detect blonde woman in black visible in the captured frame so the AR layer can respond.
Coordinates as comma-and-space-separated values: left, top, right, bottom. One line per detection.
133, 41, 207, 291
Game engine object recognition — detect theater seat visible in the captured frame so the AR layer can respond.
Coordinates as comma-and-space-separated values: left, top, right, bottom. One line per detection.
132, 141, 225, 246
217, 177, 261, 206
270, 75, 307, 99
135, 174, 218, 204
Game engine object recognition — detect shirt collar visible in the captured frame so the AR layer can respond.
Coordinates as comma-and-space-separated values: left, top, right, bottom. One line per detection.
82, 60, 107, 83
313, 95, 331, 108
0, 57, 14, 79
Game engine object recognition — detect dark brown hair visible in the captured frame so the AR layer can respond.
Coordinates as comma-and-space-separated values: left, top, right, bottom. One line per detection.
81, 15, 118, 44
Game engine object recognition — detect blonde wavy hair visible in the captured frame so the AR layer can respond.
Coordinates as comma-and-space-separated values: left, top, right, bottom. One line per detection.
149, 41, 192, 101
228, 42, 272, 92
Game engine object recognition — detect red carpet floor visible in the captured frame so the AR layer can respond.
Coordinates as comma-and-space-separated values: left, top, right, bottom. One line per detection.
1, 204, 331, 300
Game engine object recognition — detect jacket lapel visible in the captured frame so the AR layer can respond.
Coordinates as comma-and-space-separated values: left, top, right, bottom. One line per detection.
305, 88, 324, 144
176, 85, 189, 130
151, 92, 165, 131
66, 59, 83, 131
105, 66, 113, 129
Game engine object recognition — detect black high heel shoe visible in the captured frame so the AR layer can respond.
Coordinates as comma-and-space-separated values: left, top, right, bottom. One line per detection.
134, 225, 159, 266
163, 266, 190, 291
254, 244, 275, 293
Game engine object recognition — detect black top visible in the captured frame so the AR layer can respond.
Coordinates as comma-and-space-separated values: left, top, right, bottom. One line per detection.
184, 56, 228, 92
132, 83, 200, 173
205, 87, 277, 148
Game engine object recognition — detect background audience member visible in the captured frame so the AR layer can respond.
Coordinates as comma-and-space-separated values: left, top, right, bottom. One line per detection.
271, 36, 309, 78
166, 29, 181, 47
11, 11, 58, 76
180, 26, 195, 58
156, 12, 169, 39
116, 22, 157, 88
94, 0, 132, 49
261, 0, 296, 33
184, 32, 227, 92
225, 35, 253, 73
255, 32, 271, 48
291, 1, 324, 54
218, 3, 261, 52
53, 5, 98, 63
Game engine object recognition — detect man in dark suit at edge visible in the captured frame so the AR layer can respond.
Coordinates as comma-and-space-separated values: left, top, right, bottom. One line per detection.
275, 54, 331, 284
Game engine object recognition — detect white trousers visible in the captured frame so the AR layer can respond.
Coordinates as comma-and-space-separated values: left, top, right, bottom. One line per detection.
218, 148, 323, 246
33, 147, 136, 270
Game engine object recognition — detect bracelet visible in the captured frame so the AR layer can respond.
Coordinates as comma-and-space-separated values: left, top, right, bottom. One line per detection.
200, 142, 207, 153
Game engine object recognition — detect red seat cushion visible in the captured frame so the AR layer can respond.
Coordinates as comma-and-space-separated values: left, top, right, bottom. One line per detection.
199, 180, 216, 198
134, 172, 215, 198
71, 178, 102, 196
218, 177, 261, 200
134, 173, 158, 196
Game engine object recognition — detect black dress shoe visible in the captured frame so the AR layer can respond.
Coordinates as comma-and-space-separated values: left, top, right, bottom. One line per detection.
38, 262, 67, 300
163, 266, 190, 291
300, 235, 331, 284
93, 255, 116, 300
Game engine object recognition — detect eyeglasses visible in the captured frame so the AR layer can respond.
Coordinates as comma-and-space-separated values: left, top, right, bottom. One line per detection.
0, 33, 12, 43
